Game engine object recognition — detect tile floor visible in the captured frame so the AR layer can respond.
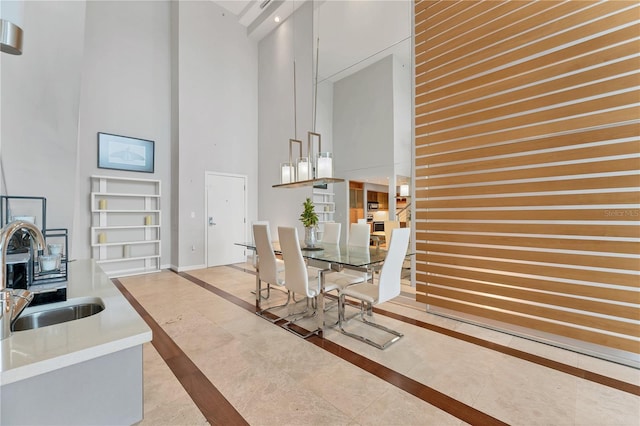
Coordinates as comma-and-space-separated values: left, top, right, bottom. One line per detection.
118, 264, 640, 426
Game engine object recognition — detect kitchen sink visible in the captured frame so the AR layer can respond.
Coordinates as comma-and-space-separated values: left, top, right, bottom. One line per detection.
12, 300, 104, 332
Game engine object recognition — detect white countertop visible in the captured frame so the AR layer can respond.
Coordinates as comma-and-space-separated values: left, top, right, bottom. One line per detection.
1, 260, 152, 385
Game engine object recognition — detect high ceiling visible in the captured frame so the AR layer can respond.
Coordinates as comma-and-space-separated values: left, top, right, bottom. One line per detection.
212, 1, 412, 187
211, 0, 411, 82
211, 0, 302, 42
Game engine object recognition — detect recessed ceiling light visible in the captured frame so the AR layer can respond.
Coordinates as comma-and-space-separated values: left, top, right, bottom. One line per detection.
274, 16, 281, 23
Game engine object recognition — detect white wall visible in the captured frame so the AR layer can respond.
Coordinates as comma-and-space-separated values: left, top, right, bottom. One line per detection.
1, 0, 259, 272
176, 0, 258, 268
257, 1, 315, 238
0, 0, 86, 241
332, 55, 396, 232
75, 0, 172, 263
393, 54, 411, 180
333, 55, 395, 181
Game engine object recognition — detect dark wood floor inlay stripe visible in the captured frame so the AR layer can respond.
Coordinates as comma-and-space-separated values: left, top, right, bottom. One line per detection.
231, 263, 639, 394
201, 266, 640, 397
113, 278, 249, 426
373, 308, 640, 397
179, 271, 507, 425
227, 264, 640, 396
308, 335, 509, 426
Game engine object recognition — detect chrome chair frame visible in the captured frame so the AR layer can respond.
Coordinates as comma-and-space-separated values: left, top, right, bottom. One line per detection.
253, 223, 290, 322
278, 226, 346, 338
337, 227, 410, 349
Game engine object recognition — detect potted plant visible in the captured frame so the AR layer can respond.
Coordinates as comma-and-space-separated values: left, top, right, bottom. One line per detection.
299, 197, 319, 247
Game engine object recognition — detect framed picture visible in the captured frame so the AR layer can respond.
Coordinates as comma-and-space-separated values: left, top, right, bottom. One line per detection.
97, 132, 155, 173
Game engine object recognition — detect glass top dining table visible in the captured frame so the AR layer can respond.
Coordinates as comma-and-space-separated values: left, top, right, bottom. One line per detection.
235, 240, 391, 336
237, 240, 389, 268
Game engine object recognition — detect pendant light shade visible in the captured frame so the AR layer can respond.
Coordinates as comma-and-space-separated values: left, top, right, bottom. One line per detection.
0, 0, 24, 55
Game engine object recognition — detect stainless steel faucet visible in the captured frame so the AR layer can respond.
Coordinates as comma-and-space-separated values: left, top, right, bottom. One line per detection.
0, 220, 47, 339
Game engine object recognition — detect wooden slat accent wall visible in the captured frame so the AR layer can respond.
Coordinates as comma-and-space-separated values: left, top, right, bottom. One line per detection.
414, 0, 640, 355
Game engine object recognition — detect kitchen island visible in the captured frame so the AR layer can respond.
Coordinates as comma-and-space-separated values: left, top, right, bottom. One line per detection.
1, 260, 152, 425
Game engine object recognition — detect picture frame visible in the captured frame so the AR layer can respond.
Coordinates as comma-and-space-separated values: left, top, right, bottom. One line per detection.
97, 132, 155, 173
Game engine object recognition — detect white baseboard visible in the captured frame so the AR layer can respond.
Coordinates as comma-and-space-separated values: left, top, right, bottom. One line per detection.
174, 264, 207, 272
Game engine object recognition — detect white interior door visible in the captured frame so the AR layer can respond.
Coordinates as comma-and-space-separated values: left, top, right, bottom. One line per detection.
206, 173, 246, 267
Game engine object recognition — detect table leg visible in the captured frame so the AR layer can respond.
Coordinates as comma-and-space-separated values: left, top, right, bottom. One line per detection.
317, 269, 327, 337
255, 274, 261, 311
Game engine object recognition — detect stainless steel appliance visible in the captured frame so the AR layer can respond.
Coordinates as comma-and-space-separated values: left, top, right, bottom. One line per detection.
373, 221, 385, 232
367, 202, 379, 210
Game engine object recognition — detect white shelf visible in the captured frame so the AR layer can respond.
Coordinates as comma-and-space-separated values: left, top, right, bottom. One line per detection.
97, 254, 160, 264
92, 192, 160, 198
91, 209, 161, 213
91, 225, 160, 230
312, 189, 335, 234
91, 175, 161, 277
91, 240, 161, 248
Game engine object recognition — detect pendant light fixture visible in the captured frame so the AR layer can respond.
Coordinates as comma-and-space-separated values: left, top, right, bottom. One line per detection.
0, 0, 24, 55
274, 6, 342, 188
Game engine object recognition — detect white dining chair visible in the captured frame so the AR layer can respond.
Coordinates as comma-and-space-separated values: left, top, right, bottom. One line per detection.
253, 223, 288, 322
338, 222, 375, 283
320, 222, 372, 294
251, 221, 278, 300
320, 222, 341, 245
251, 220, 270, 269
278, 226, 342, 337
348, 223, 370, 248
338, 227, 410, 349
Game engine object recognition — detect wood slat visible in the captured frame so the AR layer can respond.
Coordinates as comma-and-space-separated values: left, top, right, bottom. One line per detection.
417, 1, 504, 47
415, 1, 472, 40
417, 124, 639, 163
419, 2, 588, 76
423, 175, 640, 199
418, 54, 639, 120
414, 191, 640, 209
425, 285, 639, 336
415, 0, 640, 354
419, 231, 640, 255
418, 5, 637, 82
421, 74, 640, 134
419, 152, 640, 184
415, 296, 639, 353
415, 1, 511, 65
416, 222, 640, 239
420, 242, 639, 271
419, 2, 545, 65
416, 29, 639, 109
421, 276, 639, 320
416, 253, 638, 288
416, 92, 639, 139
416, 109, 638, 153
417, 57, 640, 121
417, 266, 640, 305
414, 0, 431, 17
420, 209, 640, 222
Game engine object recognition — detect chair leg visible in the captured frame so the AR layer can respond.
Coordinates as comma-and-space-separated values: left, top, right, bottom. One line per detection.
256, 288, 292, 323
251, 282, 271, 299
282, 296, 321, 338
337, 297, 403, 350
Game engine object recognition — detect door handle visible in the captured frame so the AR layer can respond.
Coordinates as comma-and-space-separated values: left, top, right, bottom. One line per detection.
209, 217, 216, 226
